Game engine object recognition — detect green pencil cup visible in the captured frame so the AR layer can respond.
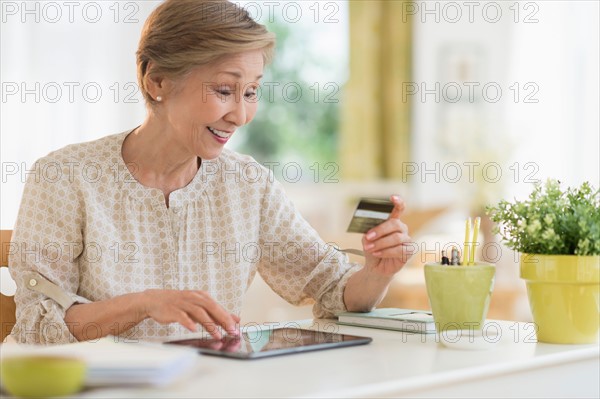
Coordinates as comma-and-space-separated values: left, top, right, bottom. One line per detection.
424, 262, 496, 332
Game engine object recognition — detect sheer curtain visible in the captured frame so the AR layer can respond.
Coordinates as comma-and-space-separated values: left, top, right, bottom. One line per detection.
1, 2, 157, 228
506, 1, 600, 198
411, 0, 599, 210
2, 1, 598, 228
340, 1, 412, 179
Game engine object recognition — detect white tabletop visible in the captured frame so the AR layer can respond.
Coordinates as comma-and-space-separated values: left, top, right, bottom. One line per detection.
77, 320, 598, 398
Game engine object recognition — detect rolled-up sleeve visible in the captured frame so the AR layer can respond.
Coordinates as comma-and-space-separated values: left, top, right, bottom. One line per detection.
257, 175, 361, 318
9, 156, 90, 344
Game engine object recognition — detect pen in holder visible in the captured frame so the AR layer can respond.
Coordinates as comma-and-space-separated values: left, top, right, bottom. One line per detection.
463, 217, 481, 265
424, 217, 495, 332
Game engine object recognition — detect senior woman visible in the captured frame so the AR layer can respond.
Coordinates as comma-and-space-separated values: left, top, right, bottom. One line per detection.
9, 0, 414, 344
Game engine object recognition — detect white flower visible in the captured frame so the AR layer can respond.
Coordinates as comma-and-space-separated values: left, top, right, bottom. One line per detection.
527, 220, 542, 235
541, 228, 558, 242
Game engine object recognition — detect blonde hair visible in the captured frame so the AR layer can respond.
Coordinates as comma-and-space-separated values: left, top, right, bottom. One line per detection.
136, 0, 276, 105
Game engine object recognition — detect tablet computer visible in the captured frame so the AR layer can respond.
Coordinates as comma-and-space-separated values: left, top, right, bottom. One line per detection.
165, 328, 372, 359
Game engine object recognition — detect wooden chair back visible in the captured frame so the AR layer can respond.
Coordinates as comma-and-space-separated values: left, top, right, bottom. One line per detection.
1, 230, 16, 342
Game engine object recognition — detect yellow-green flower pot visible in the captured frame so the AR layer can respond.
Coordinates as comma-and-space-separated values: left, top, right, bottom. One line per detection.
520, 254, 600, 344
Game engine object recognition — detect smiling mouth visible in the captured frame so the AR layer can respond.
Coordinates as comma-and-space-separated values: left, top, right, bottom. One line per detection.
207, 127, 233, 139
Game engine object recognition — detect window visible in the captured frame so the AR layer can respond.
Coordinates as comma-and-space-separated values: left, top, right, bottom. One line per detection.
230, 1, 349, 181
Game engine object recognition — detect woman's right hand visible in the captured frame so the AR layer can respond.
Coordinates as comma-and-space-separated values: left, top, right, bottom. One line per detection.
140, 289, 240, 339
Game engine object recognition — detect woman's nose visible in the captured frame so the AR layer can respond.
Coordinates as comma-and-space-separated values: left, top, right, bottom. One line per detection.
224, 97, 247, 127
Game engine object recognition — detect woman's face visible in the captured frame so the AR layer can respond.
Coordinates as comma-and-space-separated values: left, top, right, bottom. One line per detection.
159, 50, 264, 160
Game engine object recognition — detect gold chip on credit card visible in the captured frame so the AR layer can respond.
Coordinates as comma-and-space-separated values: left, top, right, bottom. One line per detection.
347, 198, 394, 233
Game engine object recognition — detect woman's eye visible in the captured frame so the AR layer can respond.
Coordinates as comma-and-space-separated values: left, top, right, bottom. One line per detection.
213, 86, 258, 100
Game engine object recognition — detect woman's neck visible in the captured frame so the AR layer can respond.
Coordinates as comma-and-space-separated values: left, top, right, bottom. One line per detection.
122, 118, 200, 203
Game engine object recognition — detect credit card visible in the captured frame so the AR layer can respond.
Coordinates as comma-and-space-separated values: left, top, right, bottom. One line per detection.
347, 198, 394, 233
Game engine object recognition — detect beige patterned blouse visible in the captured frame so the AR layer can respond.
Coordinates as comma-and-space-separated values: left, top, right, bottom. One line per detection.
9, 129, 360, 344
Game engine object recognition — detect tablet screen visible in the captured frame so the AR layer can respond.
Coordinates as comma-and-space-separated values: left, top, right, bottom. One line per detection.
165, 328, 372, 359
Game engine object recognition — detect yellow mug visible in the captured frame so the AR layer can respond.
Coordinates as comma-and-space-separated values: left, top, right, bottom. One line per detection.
424, 262, 496, 332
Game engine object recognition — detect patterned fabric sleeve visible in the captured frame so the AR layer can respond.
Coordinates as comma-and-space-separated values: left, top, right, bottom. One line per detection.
9, 156, 90, 344
257, 173, 362, 318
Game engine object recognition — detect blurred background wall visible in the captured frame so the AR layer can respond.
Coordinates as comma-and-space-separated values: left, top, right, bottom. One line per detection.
1, 1, 599, 323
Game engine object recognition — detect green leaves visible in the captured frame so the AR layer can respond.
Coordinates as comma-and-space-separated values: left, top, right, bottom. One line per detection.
486, 179, 600, 256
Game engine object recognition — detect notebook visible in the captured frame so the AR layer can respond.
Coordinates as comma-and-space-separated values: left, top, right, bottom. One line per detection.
0, 338, 197, 387
337, 308, 436, 334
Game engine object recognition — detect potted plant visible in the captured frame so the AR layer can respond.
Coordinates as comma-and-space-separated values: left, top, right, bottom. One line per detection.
487, 179, 599, 344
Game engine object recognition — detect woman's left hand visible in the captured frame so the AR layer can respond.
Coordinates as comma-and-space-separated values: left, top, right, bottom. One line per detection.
362, 195, 416, 276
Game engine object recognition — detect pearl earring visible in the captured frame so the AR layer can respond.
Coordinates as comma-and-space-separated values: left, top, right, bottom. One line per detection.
156, 96, 162, 102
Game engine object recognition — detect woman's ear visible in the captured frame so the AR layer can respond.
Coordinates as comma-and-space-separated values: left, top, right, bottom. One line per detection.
145, 62, 167, 100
